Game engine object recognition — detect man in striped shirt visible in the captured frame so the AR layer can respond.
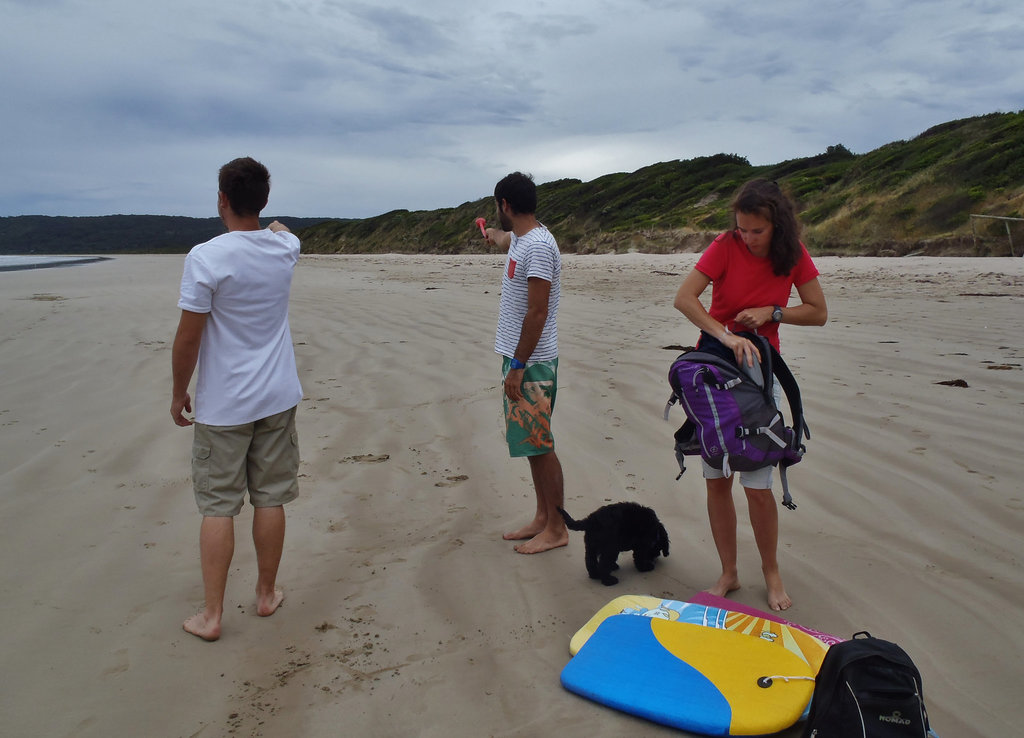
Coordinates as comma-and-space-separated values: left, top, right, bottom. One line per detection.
484, 172, 568, 554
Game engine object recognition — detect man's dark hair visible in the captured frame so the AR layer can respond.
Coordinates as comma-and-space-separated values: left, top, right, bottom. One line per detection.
494, 171, 537, 215
219, 157, 271, 217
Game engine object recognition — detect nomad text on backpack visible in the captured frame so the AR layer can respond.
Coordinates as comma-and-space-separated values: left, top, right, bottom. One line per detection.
664, 331, 808, 509
802, 631, 937, 737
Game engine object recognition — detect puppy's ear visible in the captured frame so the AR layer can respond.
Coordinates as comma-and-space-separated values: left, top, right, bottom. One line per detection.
659, 525, 670, 556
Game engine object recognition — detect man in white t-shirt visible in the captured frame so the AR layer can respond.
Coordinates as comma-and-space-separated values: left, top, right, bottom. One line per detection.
170, 157, 303, 641
484, 172, 568, 554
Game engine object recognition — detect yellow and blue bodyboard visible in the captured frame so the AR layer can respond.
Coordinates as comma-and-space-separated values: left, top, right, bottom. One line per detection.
561, 614, 816, 735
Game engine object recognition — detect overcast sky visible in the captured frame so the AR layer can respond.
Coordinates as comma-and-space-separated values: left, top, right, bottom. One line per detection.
3, 0, 1022, 219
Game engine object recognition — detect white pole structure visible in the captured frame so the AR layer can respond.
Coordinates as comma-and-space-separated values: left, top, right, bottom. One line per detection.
969, 214, 1024, 257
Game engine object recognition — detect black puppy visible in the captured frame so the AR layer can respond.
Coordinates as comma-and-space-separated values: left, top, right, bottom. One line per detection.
558, 502, 669, 585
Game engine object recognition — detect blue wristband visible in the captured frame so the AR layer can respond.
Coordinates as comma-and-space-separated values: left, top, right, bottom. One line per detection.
509, 357, 527, 370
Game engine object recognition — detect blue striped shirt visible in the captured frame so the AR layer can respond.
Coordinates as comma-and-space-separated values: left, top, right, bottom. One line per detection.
494, 225, 561, 361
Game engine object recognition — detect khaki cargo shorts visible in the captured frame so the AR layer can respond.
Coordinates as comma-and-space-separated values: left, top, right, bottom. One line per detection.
192, 406, 300, 517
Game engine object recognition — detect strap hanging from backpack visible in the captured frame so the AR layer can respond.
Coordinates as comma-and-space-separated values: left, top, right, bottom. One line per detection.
765, 341, 806, 511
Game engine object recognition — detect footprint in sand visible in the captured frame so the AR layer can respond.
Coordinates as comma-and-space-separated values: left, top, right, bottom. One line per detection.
340, 453, 390, 463
102, 648, 130, 676
435, 474, 468, 487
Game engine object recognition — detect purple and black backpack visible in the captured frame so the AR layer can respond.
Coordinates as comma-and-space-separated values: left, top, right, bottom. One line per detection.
665, 331, 809, 510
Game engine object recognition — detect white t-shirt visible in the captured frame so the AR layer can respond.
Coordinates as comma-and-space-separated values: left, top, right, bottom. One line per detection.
178, 228, 303, 425
494, 224, 560, 361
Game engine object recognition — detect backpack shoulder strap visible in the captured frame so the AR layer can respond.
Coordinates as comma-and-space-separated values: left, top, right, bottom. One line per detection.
732, 333, 806, 511
728, 332, 801, 424
769, 345, 807, 512
767, 342, 809, 444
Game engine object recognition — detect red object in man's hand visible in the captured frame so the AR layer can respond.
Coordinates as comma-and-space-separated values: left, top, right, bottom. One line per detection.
475, 217, 487, 237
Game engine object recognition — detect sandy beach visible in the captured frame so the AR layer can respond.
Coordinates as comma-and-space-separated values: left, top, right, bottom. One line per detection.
1, 252, 1022, 737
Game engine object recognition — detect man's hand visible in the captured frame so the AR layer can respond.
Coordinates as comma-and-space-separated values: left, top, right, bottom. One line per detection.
268, 220, 291, 233
504, 368, 525, 402
485, 228, 511, 249
171, 392, 194, 426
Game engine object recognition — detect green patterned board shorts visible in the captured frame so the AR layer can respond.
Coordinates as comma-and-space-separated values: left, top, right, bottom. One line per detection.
502, 356, 558, 457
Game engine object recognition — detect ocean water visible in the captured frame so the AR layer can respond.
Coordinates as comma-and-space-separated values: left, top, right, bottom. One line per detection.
0, 255, 111, 272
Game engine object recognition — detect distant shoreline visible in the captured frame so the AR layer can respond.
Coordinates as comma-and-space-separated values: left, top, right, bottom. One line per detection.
0, 256, 113, 273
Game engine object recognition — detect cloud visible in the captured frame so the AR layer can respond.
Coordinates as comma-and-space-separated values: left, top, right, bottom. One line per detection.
1, 0, 1022, 217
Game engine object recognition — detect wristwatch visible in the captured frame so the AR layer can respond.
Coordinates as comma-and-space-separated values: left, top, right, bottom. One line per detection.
509, 357, 527, 370
771, 306, 783, 323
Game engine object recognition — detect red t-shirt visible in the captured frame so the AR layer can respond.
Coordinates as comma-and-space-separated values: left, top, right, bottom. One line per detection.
695, 231, 819, 351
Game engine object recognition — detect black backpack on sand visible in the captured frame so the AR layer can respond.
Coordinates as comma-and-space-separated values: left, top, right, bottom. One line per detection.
802, 631, 938, 737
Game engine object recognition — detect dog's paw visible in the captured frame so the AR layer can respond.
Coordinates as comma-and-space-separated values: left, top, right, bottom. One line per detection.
635, 560, 655, 572
601, 575, 619, 586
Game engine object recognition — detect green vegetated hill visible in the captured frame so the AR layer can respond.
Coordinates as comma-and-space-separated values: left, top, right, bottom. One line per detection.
0, 215, 334, 255
3, 111, 1023, 256
299, 110, 1024, 257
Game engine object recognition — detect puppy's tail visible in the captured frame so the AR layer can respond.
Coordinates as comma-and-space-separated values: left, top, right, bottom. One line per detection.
557, 507, 585, 531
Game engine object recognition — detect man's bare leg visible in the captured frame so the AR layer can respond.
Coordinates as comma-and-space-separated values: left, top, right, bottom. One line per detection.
502, 451, 551, 541
513, 451, 568, 554
253, 505, 286, 617
745, 486, 791, 611
706, 477, 741, 596
184, 515, 234, 641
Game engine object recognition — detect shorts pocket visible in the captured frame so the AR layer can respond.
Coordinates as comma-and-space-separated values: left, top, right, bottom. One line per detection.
192, 443, 211, 493
288, 430, 300, 472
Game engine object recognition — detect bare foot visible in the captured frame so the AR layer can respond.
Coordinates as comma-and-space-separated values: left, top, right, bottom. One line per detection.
764, 571, 791, 611
503, 522, 544, 541
183, 611, 221, 641
707, 572, 741, 598
256, 588, 285, 617
513, 529, 568, 554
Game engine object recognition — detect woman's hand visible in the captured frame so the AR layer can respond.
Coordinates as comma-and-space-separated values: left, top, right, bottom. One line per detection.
722, 330, 761, 368
734, 306, 773, 330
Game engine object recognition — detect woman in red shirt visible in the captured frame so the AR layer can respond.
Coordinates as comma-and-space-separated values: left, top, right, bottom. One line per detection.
674, 179, 827, 611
